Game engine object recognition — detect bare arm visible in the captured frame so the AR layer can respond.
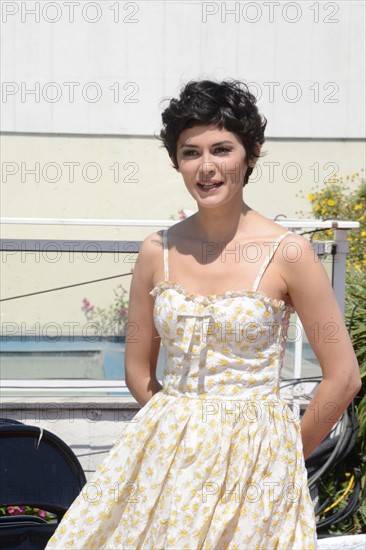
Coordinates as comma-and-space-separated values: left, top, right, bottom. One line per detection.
124, 233, 163, 407
283, 234, 362, 460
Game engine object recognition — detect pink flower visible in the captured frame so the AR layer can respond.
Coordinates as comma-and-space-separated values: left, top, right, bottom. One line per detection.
38, 509, 47, 518
8, 506, 24, 515
119, 308, 127, 317
82, 298, 94, 312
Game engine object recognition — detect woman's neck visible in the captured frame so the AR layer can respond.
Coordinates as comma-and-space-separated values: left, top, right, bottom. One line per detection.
191, 201, 253, 243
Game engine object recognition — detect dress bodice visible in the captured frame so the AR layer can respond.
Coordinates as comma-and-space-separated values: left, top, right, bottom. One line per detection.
150, 230, 295, 401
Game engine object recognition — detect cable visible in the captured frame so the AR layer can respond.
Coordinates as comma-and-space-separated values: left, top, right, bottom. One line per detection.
320, 473, 355, 514
315, 470, 345, 515
316, 469, 362, 529
301, 228, 337, 239
0, 272, 133, 302
76, 450, 112, 458
347, 302, 359, 333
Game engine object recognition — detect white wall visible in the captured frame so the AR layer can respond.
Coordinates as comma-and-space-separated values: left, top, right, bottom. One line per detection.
1, 1, 365, 137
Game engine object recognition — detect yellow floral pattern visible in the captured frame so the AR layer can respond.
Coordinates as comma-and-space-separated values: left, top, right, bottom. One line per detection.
46, 231, 317, 549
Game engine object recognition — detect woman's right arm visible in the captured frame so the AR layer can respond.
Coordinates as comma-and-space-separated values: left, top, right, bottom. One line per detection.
124, 233, 163, 407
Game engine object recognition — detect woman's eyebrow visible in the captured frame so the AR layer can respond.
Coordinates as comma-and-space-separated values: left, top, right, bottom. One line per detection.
179, 140, 234, 148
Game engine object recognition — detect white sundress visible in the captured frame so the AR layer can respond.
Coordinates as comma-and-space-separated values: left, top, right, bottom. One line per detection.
46, 229, 317, 550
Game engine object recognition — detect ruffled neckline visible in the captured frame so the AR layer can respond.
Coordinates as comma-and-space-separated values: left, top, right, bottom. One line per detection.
150, 280, 295, 313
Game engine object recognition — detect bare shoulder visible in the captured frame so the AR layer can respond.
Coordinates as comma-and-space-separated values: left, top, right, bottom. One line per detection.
246, 213, 321, 291
133, 230, 165, 284
279, 232, 318, 267
244, 210, 294, 241
278, 232, 333, 302
247, 211, 314, 252
138, 221, 196, 272
139, 230, 164, 257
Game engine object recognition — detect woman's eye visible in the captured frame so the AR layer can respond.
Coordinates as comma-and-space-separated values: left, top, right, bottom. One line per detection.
182, 147, 231, 157
215, 147, 231, 154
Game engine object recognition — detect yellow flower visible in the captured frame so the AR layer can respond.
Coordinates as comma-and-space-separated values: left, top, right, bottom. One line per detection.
361, 231, 366, 237
327, 199, 335, 206
307, 193, 314, 201
354, 204, 363, 210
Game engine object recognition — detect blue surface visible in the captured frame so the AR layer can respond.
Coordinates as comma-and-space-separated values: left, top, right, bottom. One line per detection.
0, 336, 166, 381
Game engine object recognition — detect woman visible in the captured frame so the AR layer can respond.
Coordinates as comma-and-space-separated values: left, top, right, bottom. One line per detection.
46, 79, 361, 549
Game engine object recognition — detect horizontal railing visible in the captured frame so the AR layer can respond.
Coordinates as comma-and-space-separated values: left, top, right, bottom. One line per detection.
0, 217, 361, 228
0, 218, 359, 396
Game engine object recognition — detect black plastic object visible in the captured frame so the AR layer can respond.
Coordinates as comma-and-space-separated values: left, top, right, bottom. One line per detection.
0, 418, 87, 549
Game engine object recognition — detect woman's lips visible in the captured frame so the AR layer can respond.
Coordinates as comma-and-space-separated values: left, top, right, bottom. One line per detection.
197, 181, 224, 192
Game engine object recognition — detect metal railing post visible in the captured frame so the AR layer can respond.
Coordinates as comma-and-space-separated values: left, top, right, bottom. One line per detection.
332, 229, 350, 317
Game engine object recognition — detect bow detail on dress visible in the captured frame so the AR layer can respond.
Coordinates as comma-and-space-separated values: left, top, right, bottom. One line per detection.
177, 302, 217, 354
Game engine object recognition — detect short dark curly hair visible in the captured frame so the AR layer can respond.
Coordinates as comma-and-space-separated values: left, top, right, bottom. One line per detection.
157, 78, 267, 187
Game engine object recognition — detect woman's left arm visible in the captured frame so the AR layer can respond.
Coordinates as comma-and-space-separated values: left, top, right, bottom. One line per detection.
282, 234, 362, 460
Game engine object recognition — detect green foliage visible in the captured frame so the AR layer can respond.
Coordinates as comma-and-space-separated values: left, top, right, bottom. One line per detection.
316, 470, 366, 536
300, 171, 366, 534
296, 170, 366, 270
346, 270, 366, 453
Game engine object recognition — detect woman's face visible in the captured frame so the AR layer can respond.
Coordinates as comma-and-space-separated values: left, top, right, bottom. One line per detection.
175, 124, 254, 208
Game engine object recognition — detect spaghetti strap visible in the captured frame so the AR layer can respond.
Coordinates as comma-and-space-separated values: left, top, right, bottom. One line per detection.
252, 231, 292, 292
163, 229, 169, 281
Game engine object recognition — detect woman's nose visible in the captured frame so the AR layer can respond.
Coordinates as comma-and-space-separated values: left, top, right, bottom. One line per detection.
200, 155, 217, 175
